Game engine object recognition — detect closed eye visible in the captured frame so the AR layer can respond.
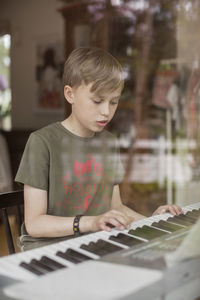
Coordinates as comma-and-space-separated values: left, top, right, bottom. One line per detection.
110, 100, 119, 105
92, 99, 102, 104
92, 98, 119, 105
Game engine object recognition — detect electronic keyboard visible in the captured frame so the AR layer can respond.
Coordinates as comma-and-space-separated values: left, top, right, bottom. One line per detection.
0, 201, 199, 284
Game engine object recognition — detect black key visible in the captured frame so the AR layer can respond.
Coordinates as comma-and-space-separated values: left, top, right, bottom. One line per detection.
20, 259, 53, 276
186, 210, 200, 218
20, 262, 43, 276
188, 210, 200, 217
81, 241, 100, 253
66, 248, 92, 262
109, 233, 144, 247
57, 251, 79, 264
81, 241, 109, 256
80, 239, 122, 256
167, 216, 191, 227
176, 214, 196, 224
56, 248, 91, 264
88, 241, 109, 256
96, 239, 122, 253
151, 220, 183, 232
184, 213, 199, 222
128, 225, 168, 240
30, 259, 55, 273
40, 256, 66, 271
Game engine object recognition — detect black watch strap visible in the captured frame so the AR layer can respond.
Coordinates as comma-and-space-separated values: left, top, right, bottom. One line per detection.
73, 214, 83, 236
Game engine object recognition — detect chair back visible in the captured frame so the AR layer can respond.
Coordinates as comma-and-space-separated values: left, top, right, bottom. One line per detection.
0, 190, 24, 254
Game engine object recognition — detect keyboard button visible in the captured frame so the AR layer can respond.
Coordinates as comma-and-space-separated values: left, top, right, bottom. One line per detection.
19, 262, 44, 276
151, 220, 183, 232
167, 216, 191, 227
109, 233, 144, 247
40, 256, 66, 271
80, 239, 122, 256
20, 259, 54, 276
128, 225, 168, 240
187, 211, 200, 218
56, 248, 92, 264
187, 210, 200, 217
175, 214, 196, 224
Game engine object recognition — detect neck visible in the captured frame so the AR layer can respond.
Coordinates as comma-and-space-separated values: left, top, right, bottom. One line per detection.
61, 116, 95, 138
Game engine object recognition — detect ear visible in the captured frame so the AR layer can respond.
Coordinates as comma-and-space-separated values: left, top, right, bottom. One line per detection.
64, 85, 74, 104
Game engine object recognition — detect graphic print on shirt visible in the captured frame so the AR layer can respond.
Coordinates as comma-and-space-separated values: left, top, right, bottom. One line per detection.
57, 154, 112, 213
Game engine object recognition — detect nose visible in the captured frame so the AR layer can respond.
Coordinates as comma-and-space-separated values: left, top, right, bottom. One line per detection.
100, 102, 110, 117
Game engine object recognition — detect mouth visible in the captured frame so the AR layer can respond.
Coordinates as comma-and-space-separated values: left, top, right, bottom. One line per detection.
96, 120, 108, 127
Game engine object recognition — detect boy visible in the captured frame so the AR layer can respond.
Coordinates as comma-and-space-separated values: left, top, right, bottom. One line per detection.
15, 47, 182, 251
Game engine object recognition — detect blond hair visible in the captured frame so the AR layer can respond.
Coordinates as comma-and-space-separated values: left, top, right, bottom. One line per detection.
63, 47, 124, 95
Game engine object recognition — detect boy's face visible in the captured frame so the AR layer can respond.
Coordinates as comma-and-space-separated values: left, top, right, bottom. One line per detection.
65, 83, 121, 137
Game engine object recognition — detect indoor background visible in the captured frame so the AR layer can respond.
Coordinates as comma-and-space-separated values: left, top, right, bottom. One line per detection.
1, 0, 200, 255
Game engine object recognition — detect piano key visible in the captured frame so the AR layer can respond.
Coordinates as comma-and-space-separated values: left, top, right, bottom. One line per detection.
183, 213, 199, 222
95, 231, 129, 249
80, 239, 123, 256
56, 248, 92, 264
19, 262, 44, 276
183, 205, 200, 213
20, 248, 71, 272
166, 216, 192, 227
65, 248, 92, 262
82, 241, 109, 256
128, 225, 168, 240
84, 242, 109, 256
56, 251, 80, 264
40, 256, 66, 271
67, 242, 100, 260
30, 259, 56, 273
68, 233, 101, 247
43, 246, 75, 268
151, 220, 184, 232
130, 213, 173, 230
186, 210, 200, 218
19, 257, 56, 276
175, 214, 197, 224
95, 239, 123, 253
109, 233, 145, 247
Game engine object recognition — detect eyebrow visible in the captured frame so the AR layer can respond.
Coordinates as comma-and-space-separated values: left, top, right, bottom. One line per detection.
96, 95, 121, 101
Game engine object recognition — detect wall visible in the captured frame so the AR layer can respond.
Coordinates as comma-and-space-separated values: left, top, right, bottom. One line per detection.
0, 0, 65, 129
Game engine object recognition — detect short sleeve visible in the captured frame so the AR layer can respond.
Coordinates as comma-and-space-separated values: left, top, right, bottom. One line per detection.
15, 133, 49, 190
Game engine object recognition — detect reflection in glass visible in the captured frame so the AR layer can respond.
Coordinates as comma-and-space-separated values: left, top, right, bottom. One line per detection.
60, 0, 200, 214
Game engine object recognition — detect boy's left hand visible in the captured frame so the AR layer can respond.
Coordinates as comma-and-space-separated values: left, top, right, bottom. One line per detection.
152, 204, 183, 216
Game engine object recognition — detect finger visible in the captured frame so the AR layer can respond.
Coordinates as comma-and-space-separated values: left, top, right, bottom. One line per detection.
172, 205, 182, 215
155, 206, 166, 215
99, 223, 112, 232
166, 205, 182, 215
106, 217, 121, 228
109, 216, 129, 229
166, 205, 177, 215
115, 215, 130, 228
108, 212, 130, 228
176, 205, 184, 214
160, 207, 167, 214
109, 210, 130, 223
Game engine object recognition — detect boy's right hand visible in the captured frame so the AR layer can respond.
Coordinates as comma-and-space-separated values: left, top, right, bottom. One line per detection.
90, 210, 132, 232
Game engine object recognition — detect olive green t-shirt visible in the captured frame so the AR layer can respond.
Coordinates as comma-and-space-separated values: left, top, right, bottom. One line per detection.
15, 122, 124, 249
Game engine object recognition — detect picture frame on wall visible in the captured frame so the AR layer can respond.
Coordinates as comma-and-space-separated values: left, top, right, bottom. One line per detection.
35, 35, 65, 114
